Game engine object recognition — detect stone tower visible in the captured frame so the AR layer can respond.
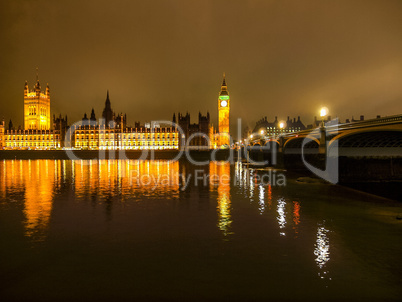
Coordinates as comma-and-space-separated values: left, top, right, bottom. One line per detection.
218, 73, 230, 146
24, 74, 51, 130
102, 90, 114, 127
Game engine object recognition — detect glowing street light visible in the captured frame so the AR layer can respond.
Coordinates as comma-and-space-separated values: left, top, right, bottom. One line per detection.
260, 129, 265, 135
278, 120, 286, 136
320, 107, 328, 118
320, 107, 328, 127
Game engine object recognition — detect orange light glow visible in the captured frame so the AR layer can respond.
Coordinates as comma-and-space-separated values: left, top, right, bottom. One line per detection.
293, 201, 301, 237
210, 162, 232, 236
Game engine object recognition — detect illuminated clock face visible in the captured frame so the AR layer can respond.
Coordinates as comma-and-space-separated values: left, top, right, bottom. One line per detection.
220, 100, 228, 107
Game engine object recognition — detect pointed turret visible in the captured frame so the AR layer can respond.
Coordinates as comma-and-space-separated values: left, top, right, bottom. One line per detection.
105, 90, 111, 108
102, 90, 113, 127
24, 81, 28, 97
219, 73, 229, 96
90, 108, 96, 121
35, 80, 41, 95
34, 68, 41, 94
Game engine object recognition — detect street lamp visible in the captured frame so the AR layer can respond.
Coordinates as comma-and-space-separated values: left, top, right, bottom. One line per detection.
320, 107, 328, 127
319, 107, 329, 155
279, 120, 286, 135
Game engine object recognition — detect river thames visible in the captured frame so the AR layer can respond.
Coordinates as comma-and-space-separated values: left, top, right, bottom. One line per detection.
0, 159, 401, 301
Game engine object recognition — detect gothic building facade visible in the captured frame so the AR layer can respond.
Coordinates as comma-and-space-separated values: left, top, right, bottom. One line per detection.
173, 112, 210, 149
24, 79, 51, 130
0, 73, 235, 150
252, 116, 306, 137
217, 74, 230, 147
3, 78, 62, 149
72, 92, 178, 150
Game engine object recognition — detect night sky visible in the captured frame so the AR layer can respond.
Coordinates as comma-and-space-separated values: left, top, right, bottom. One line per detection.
1, 0, 402, 135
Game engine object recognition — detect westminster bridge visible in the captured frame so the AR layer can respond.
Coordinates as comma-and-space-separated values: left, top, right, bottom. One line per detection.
244, 114, 402, 186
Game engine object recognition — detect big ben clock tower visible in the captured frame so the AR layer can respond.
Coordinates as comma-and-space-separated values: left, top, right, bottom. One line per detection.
218, 73, 230, 146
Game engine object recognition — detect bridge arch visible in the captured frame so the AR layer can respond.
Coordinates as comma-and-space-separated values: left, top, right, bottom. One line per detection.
266, 138, 280, 144
261, 140, 279, 152
328, 129, 402, 148
283, 136, 319, 148
283, 136, 319, 150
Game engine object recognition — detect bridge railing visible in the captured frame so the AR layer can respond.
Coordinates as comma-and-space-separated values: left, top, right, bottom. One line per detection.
259, 114, 402, 141
326, 114, 402, 132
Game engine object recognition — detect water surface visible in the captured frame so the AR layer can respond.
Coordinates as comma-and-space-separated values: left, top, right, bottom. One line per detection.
0, 160, 401, 301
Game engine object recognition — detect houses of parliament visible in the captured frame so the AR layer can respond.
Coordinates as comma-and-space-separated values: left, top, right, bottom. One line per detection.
0, 74, 231, 150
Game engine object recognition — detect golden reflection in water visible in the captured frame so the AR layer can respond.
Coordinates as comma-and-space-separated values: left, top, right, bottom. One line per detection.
258, 184, 265, 214
249, 170, 254, 200
242, 165, 247, 189
24, 160, 58, 240
267, 184, 272, 210
0, 160, 6, 200
0, 160, 182, 241
235, 161, 241, 186
293, 201, 301, 237
314, 224, 331, 280
1, 160, 24, 199
0, 160, 60, 241
210, 162, 233, 236
126, 160, 180, 197
234, 162, 248, 194
277, 197, 286, 236
73, 160, 180, 200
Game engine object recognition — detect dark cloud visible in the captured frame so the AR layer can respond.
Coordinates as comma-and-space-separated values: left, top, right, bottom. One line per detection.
1, 0, 402, 135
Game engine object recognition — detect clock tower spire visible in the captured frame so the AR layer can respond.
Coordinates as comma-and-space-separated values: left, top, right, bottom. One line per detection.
218, 73, 230, 146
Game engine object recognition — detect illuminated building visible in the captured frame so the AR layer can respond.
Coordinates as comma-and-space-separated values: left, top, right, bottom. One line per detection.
73, 92, 179, 150
209, 124, 216, 149
4, 130, 61, 149
2, 77, 63, 149
0, 120, 4, 149
217, 73, 230, 147
73, 124, 178, 150
1, 81, 179, 150
1, 74, 237, 151
102, 90, 114, 126
24, 78, 51, 130
53, 114, 68, 147
174, 112, 210, 149
253, 116, 306, 137
0, 76, 65, 150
